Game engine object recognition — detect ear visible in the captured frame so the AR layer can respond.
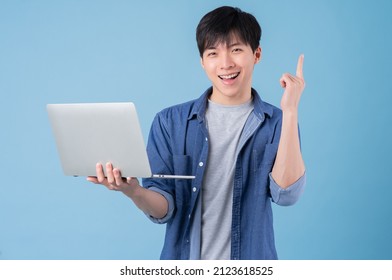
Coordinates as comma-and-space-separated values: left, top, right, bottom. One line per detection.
254, 46, 262, 64
200, 57, 205, 69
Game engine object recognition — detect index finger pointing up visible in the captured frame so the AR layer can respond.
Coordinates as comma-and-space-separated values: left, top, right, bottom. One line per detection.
296, 54, 304, 79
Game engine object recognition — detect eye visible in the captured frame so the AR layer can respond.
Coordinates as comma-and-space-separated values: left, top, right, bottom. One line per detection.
232, 48, 242, 53
207, 51, 217, 57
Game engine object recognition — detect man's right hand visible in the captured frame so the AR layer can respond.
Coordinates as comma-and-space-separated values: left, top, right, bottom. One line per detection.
86, 162, 169, 219
86, 162, 140, 195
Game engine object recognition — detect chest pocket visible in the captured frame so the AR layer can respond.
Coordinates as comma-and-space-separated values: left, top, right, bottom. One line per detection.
173, 155, 192, 175
253, 143, 279, 195
254, 143, 279, 168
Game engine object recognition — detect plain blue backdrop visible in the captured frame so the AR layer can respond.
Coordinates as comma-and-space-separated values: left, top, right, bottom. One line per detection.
1, 0, 391, 260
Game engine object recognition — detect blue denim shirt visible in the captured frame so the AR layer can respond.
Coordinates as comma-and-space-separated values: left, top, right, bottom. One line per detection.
142, 87, 306, 260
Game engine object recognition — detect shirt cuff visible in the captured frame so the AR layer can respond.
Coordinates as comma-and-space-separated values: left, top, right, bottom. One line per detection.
144, 187, 175, 224
269, 171, 306, 206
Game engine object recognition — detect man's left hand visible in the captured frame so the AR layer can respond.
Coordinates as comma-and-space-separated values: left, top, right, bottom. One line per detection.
279, 54, 306, 112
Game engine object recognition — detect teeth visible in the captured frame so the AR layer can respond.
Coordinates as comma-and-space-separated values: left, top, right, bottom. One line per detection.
219, 72, 239, 79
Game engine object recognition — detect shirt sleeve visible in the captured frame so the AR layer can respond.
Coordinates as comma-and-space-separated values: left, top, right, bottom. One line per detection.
142, 112, 176, 224
269, 171, 306, 206
143, 187, 175, 224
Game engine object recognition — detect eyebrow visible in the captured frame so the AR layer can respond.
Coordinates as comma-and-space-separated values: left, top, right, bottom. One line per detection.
228, 42, 243, 47
206, 42, 244, 50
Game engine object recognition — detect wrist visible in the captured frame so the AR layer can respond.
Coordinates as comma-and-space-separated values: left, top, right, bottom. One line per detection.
282, 108, 298, 118
121, 181, 142, 198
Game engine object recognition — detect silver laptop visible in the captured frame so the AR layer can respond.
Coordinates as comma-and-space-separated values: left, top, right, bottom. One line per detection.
47, 102, 195, 179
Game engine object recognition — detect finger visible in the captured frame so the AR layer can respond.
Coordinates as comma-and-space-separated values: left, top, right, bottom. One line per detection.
96, 163, 106, 183
280, 73, 288, 88
296, 54, 304, 79
106, 162, 115, 184
127, 176, 139, 186
86, 176, 98, 184
280, 78, 286, 88
113, 168, 124, 185
280, 73, 295, 88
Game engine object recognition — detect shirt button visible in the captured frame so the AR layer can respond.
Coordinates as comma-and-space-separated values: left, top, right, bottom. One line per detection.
205, 137, 208, 141
199, 162, 204, 167
192, 187, 197, 192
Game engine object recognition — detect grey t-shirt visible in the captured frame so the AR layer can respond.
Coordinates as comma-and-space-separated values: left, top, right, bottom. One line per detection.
201, 98, 254, 260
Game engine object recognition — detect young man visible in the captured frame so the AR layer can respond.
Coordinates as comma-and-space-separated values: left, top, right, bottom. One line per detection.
88, 6, 306, 260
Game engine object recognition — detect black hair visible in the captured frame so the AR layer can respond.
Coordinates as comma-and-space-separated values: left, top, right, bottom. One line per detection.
196, 6, 262, 57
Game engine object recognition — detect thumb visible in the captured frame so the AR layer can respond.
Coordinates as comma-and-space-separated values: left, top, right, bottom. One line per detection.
280, 77, 287, 88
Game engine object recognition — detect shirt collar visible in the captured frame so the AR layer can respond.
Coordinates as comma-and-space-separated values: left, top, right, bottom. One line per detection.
188, 87, 274, 122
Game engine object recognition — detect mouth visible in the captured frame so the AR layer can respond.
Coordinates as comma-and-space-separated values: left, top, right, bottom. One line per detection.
218, 72, 240, 81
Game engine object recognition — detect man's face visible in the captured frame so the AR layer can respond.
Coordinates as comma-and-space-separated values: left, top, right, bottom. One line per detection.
201, 36, 261, 105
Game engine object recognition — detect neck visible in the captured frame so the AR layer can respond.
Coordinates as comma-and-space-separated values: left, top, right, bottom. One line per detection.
209, 88, 253, 105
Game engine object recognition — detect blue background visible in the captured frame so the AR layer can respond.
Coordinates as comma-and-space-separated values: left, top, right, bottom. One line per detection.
1, 0, 391, 260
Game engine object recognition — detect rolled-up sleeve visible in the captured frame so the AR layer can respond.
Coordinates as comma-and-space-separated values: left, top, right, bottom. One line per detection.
144, 187, 175, 224
269, 172, 306, 206
142, 112, 176, 224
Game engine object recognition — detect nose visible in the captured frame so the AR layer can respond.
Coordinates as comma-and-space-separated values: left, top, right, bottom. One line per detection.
220, 52, 235, 69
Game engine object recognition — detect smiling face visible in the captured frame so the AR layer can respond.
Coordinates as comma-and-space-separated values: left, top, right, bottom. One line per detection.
201, 35, 261, 105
